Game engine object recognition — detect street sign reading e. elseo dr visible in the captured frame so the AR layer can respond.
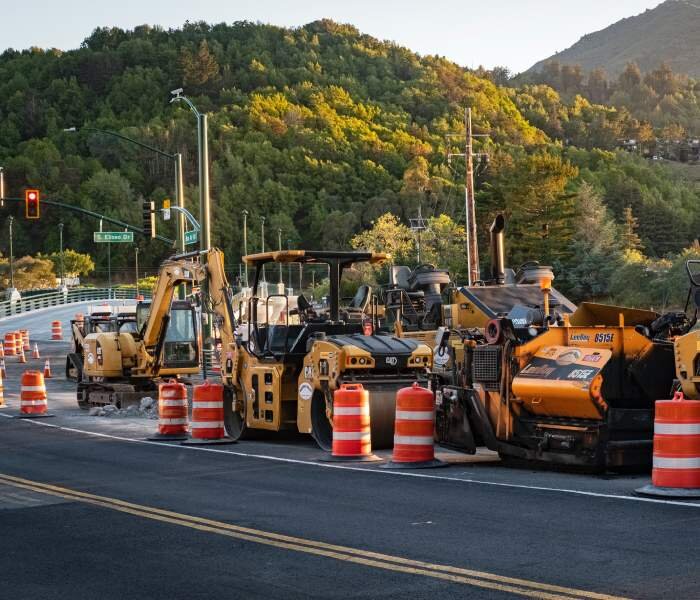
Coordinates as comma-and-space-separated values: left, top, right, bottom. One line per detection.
93, 231, 134, 243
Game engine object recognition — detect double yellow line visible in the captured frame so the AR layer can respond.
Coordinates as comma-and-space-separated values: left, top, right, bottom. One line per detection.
0, 473, 627, 599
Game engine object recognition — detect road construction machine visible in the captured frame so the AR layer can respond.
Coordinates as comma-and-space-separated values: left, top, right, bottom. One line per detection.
66, 307, 137, 381
215, 250, 432, 449
384, 215, 576, 346
675, 259, 700, 399
76, 255, 203, 408
429, 218, 688, 470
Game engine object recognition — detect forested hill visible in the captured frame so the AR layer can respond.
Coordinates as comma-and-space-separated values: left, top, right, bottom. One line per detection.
527, 0, 700, 77
0, 19, 698, 306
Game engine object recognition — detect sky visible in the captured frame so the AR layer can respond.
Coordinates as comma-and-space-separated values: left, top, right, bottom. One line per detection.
2, 0, 664, 73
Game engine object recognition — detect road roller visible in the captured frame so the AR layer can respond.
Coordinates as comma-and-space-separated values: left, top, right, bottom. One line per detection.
221, 250, 432, 449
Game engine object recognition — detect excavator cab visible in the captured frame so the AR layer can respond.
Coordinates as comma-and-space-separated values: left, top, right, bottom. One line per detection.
135, 299, 199, 370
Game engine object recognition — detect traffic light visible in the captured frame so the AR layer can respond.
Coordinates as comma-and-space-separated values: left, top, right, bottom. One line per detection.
25, 189, 40, 219
143, 200, 155, 238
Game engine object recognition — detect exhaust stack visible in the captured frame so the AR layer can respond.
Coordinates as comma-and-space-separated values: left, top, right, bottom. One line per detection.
489, 215, 505, 284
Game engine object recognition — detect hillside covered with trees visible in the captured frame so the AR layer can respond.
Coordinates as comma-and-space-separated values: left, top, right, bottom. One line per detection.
0, 19, 697, 307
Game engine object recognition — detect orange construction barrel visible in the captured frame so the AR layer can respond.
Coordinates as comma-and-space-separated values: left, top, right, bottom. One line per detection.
3, 333, 15, 357
20, 330, 30, 352
51, 321, 62, 340
181, 381, 235, 446
322, 383, 381, 462
13, 332, 22, 355
17, 370, 53, 419
636, 392, 700, 498
0, 369, 5, 409
148, 380, 188, 441
381, 382, 446, 469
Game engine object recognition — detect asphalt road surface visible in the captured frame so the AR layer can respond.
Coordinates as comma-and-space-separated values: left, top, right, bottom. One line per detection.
1, 303, 698, 599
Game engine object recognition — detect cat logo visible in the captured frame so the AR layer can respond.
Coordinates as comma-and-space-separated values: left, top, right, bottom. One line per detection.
385, 356, 398, 366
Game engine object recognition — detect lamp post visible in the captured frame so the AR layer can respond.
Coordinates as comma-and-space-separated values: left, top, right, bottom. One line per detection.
58, 222, 65, 286
63, 126, 186, 254
169, 90, 211, 252
8, 216, 14, 289
134, 247, 140, 298
242, 209, 248, 288
0, 166, 4, 207
287, 239, 292, 291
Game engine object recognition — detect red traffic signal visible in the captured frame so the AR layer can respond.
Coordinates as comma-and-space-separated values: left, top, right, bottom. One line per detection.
25, 189, 40, 219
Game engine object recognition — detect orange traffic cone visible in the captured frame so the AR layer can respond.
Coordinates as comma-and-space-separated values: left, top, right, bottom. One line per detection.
32, 343, 40, 360
43, 358, 53, 379
0, 358, 6, 379
18, 348, 27, 364
0, 344, 4, 359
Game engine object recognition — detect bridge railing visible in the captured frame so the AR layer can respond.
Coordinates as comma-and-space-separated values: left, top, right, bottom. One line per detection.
0, 288, 152, 319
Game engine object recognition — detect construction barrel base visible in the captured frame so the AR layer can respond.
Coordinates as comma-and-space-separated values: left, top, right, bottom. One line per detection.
147, 432, 189, 442
180, 436, 236, 446
380, 458, 447, 470
634, 484, 700, 498
320, 453, 383, 463
15, 413, 54, 419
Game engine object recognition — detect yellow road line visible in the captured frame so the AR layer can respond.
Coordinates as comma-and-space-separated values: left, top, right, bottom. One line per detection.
0, 473, 628, 600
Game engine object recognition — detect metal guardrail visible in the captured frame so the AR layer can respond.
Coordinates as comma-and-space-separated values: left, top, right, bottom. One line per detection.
0, 288, 152, 319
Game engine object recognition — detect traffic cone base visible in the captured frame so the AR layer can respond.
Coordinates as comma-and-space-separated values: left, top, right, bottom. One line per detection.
320, 453, 382, 463
634, 484, 700, 498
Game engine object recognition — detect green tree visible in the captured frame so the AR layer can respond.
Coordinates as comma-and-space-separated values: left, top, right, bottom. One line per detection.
621, 206, 643, 252
44, 249, 95, 278
350, 213, 413, 265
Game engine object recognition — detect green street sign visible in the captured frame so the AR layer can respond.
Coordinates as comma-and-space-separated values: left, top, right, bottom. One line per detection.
94, 231, 134, 243
184, 230, 199, 245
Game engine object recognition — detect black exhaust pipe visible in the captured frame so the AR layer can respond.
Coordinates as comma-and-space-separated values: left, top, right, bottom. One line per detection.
489, 215, 505, 284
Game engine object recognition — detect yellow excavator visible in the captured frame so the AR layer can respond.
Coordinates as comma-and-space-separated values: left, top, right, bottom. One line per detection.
675, 259, 700, 399
77, 252, 203, 408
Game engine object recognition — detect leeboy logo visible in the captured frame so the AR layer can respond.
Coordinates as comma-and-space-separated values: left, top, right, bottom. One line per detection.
385, 356, 398, 366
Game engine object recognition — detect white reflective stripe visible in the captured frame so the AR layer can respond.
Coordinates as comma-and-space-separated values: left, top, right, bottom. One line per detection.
396, 410, 434, 420
655, 422, 700, 435
332, 431, 370, 441
334, 406, 369, 416
20, 386, 46, 392
654, 456, 700, 469
160, 390, 185, 399
394, 435, 433, 446
192, 401, 223, 409
190, 421, 224, 428
159, 418, 188, 425
20, 400, 47, 406
160, 399, 188, 407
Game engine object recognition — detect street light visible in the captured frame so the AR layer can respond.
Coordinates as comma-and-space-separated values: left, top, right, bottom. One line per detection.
8, 216, 14, 289
58, 222, 65, 287
169, 89, 211, 253
277, 228, 283, 285
134, 247, 140, 299
64, 126, 186, 254
0, 166, 4, 207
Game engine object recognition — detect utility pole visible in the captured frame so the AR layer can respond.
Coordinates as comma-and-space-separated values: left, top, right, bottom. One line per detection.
409, 197, 427, 264
465, 108, 479, 284
107, 242, 112, 298
287, 239, 292, 291
447, 107, 488, 285
242, 209, 249, 288
0, 166, 4, 207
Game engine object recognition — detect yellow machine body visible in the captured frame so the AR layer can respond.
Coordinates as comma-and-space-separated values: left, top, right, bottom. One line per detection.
675, 329, 700, 399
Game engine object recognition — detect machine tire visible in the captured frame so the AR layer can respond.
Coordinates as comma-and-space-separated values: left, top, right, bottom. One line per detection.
310, 390, 333, 451
223, 383, 250, 441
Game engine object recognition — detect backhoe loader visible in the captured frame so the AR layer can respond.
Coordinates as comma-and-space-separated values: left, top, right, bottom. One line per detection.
76, 254, 202, 408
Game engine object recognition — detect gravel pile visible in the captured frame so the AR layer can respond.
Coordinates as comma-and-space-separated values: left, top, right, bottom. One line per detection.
88, 397, 159, 419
